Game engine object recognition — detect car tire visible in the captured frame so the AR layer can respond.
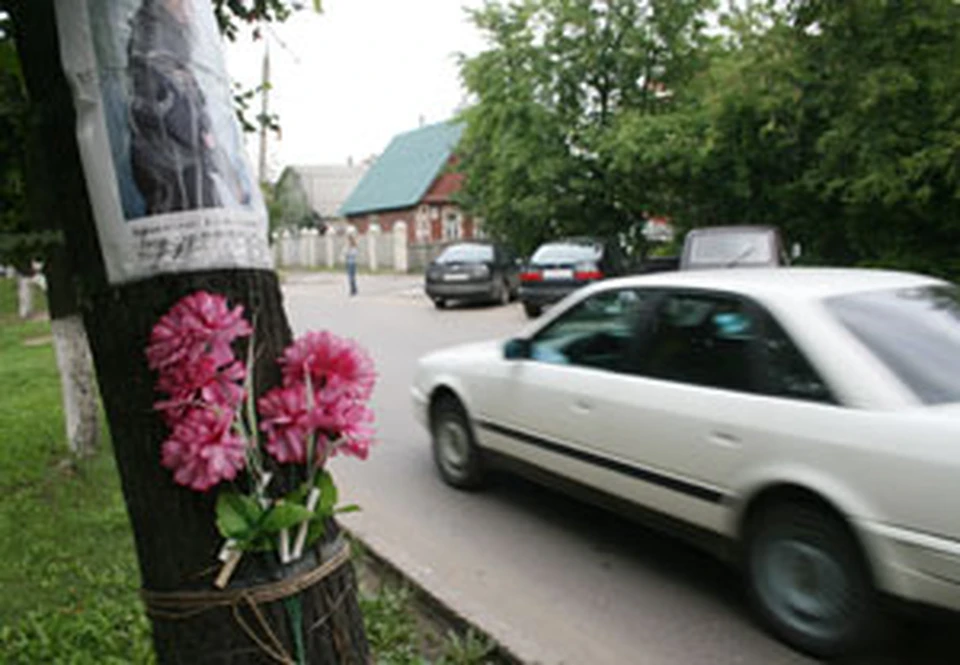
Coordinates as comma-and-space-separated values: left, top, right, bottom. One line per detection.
744, 499, 878, 658
431, 397, 485, 490
433, 298, 446, 309
498, 278, 511, 306
523, 302, 541, 318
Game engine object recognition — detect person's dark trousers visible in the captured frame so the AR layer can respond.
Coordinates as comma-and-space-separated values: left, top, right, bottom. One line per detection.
346, 259, 357, 295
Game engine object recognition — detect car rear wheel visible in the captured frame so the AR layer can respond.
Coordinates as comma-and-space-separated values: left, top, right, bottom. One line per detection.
497, 278, 511, 306
523, 303, 541, 318
745, 499, 877, 658
431, 397, 485, 490
433, 298, 446, 309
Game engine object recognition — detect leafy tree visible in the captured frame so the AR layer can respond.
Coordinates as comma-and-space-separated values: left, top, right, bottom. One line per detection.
606, 0, 960, 275
7, 0, 369, 661
457, 0, 716, 254
272, 167, 322, 233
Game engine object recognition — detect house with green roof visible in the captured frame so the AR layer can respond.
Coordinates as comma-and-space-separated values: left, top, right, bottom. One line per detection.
338, 121, 481, 246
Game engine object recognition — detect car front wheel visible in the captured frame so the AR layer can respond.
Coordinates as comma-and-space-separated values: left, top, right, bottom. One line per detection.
523, 302, 541, 318
744, 499, 877, 658
431, 397, 485, 489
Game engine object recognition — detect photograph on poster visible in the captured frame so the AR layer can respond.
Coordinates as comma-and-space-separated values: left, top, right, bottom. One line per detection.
89, 0, 257, 221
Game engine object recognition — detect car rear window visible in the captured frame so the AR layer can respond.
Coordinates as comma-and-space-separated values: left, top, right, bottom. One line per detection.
687, 232, 773, 266
826, 285, 960, 404
436, 244, 494, 263
531, 243, 602, 265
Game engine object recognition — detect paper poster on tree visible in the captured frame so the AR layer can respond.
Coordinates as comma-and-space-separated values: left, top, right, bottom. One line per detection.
55, 0, 272, 284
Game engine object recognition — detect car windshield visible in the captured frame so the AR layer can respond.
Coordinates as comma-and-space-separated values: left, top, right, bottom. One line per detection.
826, 285, 960, 404
688, 232, 773, 266
436, 244, 494, 264
531, 242, 601, 265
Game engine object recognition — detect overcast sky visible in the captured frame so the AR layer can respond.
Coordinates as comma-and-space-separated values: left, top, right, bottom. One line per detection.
224, 0, 486, 180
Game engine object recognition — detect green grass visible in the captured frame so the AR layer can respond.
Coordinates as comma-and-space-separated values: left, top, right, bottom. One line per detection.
0, 277, 152, 664
0, 277, 496, 664
360, 585, 496, 665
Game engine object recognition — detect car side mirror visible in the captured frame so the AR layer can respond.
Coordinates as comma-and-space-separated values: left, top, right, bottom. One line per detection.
503, 338, 531, 360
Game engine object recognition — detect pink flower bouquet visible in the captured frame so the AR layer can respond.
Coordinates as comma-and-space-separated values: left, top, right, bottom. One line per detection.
147, 291, 376, 586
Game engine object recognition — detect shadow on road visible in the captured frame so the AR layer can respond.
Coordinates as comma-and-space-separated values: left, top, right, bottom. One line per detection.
484, 472, 960, 665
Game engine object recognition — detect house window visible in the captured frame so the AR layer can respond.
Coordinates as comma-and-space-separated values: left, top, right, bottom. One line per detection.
416, 218, 430, 242
473, 217, 486, 239
443, 211, 463, 240
430, 206, 440, 221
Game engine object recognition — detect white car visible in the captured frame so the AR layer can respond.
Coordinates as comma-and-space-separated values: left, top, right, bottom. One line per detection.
411, 268, 960, 657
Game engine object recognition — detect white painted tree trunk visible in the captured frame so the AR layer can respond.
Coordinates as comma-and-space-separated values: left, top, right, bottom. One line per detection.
51, 315, 99, 456
17, 272, 33, 319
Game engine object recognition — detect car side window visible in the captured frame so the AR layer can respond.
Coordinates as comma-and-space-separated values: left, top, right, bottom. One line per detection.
758, 311, 836, 404
530, 289, 650, 371
635, 293, 759, 393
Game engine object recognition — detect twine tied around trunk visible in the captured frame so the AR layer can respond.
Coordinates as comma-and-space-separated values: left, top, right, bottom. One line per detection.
140, 537, 352, 664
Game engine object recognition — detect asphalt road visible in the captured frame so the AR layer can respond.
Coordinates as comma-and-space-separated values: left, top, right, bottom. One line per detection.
282, 271, 959, 665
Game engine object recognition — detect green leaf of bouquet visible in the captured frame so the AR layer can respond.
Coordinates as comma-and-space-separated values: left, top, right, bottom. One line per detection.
305, 518, 326, 547
287, 481, 312, 505
261, 500, 315, 533
334, 504, 361, 515
317, 470, 338, 516
216, 491, 263, 539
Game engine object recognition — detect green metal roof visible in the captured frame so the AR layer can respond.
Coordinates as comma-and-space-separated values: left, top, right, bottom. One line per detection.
338, 121, 464, 217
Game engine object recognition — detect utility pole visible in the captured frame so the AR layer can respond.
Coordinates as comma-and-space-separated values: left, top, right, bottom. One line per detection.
258, 41, 271, 184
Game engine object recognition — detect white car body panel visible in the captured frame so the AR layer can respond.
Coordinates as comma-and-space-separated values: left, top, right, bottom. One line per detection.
412, 268, 960, 611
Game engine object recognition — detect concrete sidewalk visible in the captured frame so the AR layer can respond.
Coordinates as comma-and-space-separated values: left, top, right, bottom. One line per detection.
282, 270, 423, 298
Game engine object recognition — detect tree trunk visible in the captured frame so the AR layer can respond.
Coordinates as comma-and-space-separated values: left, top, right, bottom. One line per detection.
38, 189, 101, 457
50, 312, 99, 456
15, 269, 32, 318
9, 2, 370, 663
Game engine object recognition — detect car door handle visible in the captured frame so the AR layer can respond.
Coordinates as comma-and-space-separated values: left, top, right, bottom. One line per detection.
708, 431, 741, 448
571, 400, 593, 414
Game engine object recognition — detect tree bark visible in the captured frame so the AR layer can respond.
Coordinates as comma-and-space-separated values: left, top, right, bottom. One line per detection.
9, 2, 369, 662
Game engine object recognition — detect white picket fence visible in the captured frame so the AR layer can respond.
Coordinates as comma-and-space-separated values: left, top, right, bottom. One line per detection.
273, 223, 409, 273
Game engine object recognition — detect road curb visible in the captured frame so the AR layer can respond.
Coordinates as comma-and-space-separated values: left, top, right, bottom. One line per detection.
347, 528, 527, 665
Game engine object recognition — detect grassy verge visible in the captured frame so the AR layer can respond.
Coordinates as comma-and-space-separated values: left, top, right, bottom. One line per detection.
0, 277, 500, 665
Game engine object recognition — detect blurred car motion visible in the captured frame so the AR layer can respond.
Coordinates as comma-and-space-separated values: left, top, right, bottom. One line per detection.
412, 268, 960, 658
518, 237, 628, 318
425, 241, 520, 309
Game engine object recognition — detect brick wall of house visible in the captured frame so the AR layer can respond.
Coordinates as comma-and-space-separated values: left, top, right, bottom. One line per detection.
346, 205, 477, 245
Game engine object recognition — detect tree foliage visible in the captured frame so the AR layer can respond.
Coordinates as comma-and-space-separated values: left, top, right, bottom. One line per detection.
457, 0, 717, 254
0, 13, 37, 269
459, 0, 960, 278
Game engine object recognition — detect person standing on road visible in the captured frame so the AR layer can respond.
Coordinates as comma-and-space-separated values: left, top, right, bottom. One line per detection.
344, 232, 359, 296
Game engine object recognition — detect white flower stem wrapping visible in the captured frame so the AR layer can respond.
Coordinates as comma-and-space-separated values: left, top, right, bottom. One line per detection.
279, 529, 291, 564
292, 487, 321, 560
215, 549, 243, 589
218, 539, 237, 563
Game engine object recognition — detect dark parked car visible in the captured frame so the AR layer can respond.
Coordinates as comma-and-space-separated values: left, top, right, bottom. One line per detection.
519, 237, 627, 317
425, 242, 520, 309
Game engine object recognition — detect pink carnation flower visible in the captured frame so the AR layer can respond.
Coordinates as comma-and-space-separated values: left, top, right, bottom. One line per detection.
258, 385, 328, 465
279, 331, 376, 401
330, 400, 376, 460
146, 292, 252, 372
155, 358, 247, 425
258, 385, 376, 465
160, 407, 247, 492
